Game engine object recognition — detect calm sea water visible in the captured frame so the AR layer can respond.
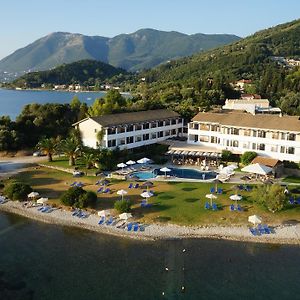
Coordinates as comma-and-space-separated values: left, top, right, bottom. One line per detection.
0, 211, 299, 300
0, 89, 107, 120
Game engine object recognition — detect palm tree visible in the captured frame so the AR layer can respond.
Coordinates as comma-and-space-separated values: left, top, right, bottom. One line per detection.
81, 152, 96, 169
96, 129, 105, 149
36, 137, 57, 162
59, 136, 81, 166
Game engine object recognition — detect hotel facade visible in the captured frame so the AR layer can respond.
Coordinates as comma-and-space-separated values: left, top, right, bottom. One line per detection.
188, 111, 300, 162
74, 109, 183, 150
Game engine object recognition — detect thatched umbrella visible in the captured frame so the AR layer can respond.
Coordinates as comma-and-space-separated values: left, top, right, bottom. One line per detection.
212, 178, 223, 192
141, 181, 154, 191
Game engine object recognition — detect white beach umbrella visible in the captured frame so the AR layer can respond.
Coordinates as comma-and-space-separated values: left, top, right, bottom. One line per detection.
117, 189, 128, 200
117, 162, 127, 171
160, 167, 171, 177
241, 163, 272, 176
205, 193, 217, 206
248, 215, 262, 225
230, 194, 242, 206
97, 210, 110, 217
140, 191, 153, 199
137, 157, 150, 164
126, 160, 136, 165
119, 212, 133, 220
36, 197, 48, 204
28, 192, 40, 198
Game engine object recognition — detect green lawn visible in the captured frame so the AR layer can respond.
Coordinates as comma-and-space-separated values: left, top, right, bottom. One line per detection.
5, 166, 300, 226
283, 176, 300, 183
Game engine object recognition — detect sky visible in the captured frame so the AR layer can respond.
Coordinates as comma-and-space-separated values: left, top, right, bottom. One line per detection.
0, 0, 300, 59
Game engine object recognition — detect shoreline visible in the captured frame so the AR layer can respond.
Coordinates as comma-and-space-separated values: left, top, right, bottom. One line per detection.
1, 201, 300, 245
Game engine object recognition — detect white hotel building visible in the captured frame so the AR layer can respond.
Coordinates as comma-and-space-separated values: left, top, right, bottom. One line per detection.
188, 111, 300, 162
74, 109, 183, 150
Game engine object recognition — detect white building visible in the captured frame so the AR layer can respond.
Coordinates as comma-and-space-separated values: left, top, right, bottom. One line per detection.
188, 111, 300, 162
74, 109, 183, 150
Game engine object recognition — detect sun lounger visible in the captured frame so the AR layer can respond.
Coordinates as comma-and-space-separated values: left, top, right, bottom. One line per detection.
116, 221, 126, 229
128, 183, 133, 189
236, 204, 242, 212
296, 197, 300, 204
70, 182, 77, 186
210, 187, 215, 193
37, 206, 45, 211
103, 188, 111, 193
204, 202, 210, 209
217, 188, 223, 194
134, 184, 139, 189
230, 204, 235, 211
98, 217, 105, 225
263, 224, 271, 234
146, 203, 153, 208
289, 197, 295, 205
257, 224, 265, 235
127, 222, 133, 231
249, 227, 258, 236
95, 180, 100, 185
212, 203, 218, 211
106, 217, 114, 225
97, 187, 103, 193
133, 223, 139, 232
139, 225, 145, 231
41, 206, 50, 213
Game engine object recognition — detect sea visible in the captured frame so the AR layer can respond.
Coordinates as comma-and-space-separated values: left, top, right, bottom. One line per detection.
0, 89, 108, 120
0, 210, 299, 300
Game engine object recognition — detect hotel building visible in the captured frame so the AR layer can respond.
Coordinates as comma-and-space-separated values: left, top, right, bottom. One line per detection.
188, 111, 300, 162
74, 109, 183, 150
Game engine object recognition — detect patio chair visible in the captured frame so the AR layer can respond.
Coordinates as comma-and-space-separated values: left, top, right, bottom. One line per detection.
128, 183, 133, 189
229, 204, 235, 211
289, 197, 295, 205
217, 188, 223, 194
263, 224, 271, 234
257, 224, 265, 235
210, 187, 215, 193
236, 204, 242, 212
97, 187, 103, 193
127, 223, 133, 231
204, 202, 210, 210
98, 217, 105, 225
133, 223, 139, 232
134, 183, 139, 189
249, 227, 258, 236
296, 197, 300, 205
106, 217, 114, 225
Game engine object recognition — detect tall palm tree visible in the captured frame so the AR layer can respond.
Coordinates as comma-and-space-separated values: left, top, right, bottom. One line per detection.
36, 137, 57, 162
81, 152, 96, 169
59, 136, 81, 166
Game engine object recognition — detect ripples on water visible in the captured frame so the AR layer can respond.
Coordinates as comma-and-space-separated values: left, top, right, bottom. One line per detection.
0, 211, 299, 300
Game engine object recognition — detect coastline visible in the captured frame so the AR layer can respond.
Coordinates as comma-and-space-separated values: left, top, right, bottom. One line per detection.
1, 201, 300, 245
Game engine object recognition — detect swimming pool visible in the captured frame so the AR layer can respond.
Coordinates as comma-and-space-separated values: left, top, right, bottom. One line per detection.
132, 168, 217, 180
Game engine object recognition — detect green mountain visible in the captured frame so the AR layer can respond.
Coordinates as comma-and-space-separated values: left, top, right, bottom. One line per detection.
13, 60, 127, 88
143, 19, 300, 85
0, 29, 240, 75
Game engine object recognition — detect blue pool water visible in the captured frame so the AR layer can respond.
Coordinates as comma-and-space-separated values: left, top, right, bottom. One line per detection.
133, 168, 217, 180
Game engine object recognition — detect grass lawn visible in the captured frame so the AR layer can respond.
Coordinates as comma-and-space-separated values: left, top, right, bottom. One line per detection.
6, 166, 300, 226
282, 176, 300, 184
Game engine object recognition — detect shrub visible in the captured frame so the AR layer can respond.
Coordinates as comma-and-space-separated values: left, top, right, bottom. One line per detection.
221, 150, 233, 162
241, 151, 257, 165
3, 182, 32, 201
114, 199, 132, 213
60, 187, 97, 208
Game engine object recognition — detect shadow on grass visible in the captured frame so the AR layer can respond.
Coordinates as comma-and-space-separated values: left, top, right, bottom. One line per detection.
157, 194, 175, 200
182, 187, 197, 192
153, 216, 171, 223
167, 182, 180, 186
184, 198, 199, 203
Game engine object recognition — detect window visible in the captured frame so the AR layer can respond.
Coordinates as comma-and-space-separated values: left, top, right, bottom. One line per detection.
126, 136, 134, 144
287, 147, 295, 154
244, 129, 251, 136
231, 128, 239, 135
271, 145, 278, 152
118, 126, 126, 134
135, 136, 142, 142
94, 129, 97, 133
252, 143, 256, 150
143, 134, 150, 140
280, 146, 285, 153
108, 140, 116, 147
243, 143, 249, 149
200, 124, 210, 131
258, 144, 265, 151
108, 128, 116, 135
232, 140, 239, 147
210, 136, 219, 144
272, 132, 279, 139
151, 133, 157, 139
191, 123, 199, 130
287, 133, 296, 141
165, 130, 170, 136
171, 119, 177, 125
252, 130, 257, 137
281, 133, 286, 140
211, 125, 219, 132
135, 124, 142, 130
127, 125, 134, 132
158, 121, 164, 127
199, 135, 209, 142
193, 135, 198, 142
151, 122, 157, 128
165, 120, 170, 126
143, 123, 150, 130
171, 129, 177, 135
158, 131, 164, 138
257, 131, 266, 138
118, 138, 126, 145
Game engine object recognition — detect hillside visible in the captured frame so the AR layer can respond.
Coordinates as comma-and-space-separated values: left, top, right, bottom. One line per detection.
12, 60, 128, 88
0, 29, 240, 77
143, 19, 300, 85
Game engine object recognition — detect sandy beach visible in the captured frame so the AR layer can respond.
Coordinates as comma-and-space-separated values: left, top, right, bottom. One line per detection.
1, 200, 300, 245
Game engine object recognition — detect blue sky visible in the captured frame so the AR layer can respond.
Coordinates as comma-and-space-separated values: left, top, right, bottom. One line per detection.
0, 0, 299, 59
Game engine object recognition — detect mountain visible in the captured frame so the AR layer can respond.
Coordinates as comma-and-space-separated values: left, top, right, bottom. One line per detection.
143, 19, 300, 85
0, 29, 240, 76
12, 60, 127, 88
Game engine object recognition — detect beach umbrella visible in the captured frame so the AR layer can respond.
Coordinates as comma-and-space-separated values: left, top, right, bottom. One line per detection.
230, 194, 242, 206
36, 197, 48, 204
248, 215, 262, 226
141, 181, 154, 191
28, 192, 39, 198
97, 210, 110, 217
117, 162, 127, 171
241, 163, 272, 176
119, 212, 133, 220
140, 191, 153, 199
137, 157, 151, 164
160, 167, 171, 177
205, 193, 217, 206
212, 178, 222, 191
126, 160, 136, 165
117, 189, 128, 200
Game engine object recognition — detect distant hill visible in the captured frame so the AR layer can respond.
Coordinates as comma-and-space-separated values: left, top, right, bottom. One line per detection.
0, 29, 240, 76
13, 60, 127, 88
143, 19, 300, 85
